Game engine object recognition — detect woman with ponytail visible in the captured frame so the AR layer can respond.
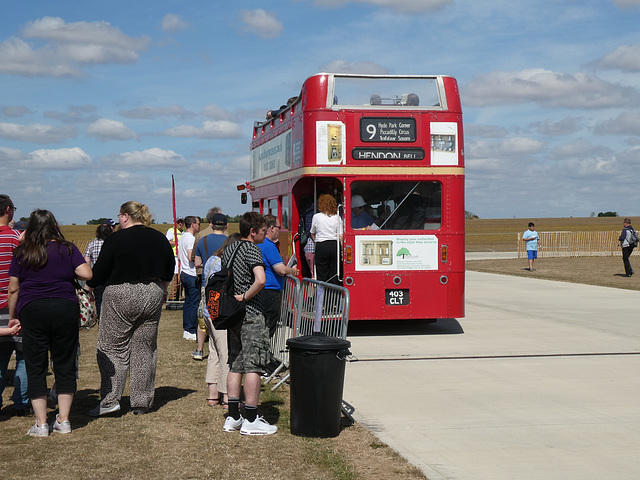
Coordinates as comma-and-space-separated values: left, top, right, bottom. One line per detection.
86, 201, 174, 416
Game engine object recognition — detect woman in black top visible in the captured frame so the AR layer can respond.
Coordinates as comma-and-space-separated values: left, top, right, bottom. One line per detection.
86, 201, 174, 416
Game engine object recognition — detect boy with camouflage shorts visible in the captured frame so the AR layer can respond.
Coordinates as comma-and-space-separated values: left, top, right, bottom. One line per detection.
221, 212, 277, 435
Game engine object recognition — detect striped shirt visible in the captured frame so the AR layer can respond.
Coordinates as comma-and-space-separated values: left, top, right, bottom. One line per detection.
0, 226, 20, 309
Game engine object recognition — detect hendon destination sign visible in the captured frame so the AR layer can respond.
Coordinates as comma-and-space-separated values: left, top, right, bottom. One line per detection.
360, 117, 416, 142
352, 147, 425, 160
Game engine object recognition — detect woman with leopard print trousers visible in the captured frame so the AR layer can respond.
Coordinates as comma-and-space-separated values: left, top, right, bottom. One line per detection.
86, 201, 175, 417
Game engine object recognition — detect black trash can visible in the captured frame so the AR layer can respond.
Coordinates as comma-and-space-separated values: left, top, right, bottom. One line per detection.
287, 334, 351, 438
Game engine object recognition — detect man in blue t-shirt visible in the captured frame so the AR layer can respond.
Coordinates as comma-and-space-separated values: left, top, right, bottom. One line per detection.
194, 213, 228, 268
522, 222, 541, 271
258, 215, 297, 339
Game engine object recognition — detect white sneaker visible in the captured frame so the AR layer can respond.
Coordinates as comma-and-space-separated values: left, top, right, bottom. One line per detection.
89, 402, 121, 417
183, 331, 197, 341
223, 415, 244, 432
51, 414, 72, 434
240, 416, 278, 436
26, 422, 49, 437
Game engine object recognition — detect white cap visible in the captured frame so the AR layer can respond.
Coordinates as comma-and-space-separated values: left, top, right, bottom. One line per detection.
351, 195, 366, 208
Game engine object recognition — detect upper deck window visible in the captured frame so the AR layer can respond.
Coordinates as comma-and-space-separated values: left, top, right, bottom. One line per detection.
332, 77, 441, 109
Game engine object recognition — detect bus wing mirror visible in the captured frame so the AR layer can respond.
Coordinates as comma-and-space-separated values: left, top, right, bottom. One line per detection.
240, 192, 247, 204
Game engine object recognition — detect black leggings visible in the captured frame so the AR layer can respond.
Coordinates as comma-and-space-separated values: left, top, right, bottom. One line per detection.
20, 298, 79, 398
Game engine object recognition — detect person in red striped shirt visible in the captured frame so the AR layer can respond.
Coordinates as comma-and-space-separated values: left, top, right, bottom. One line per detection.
0, 194, 29, 416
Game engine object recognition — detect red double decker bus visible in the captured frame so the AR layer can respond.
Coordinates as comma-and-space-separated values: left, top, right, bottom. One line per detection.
246, 73, 464, 321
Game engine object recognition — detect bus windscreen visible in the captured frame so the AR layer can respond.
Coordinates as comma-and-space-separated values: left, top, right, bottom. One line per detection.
350, 180, 442, 230
332, 77, 441, 108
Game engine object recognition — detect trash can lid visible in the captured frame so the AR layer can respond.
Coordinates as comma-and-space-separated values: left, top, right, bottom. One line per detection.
287, 334, 351, 351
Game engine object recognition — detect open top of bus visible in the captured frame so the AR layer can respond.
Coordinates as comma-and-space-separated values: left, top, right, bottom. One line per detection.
254, 73, 461, 130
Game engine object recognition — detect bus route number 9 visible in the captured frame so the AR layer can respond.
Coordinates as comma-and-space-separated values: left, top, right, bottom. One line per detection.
385, 289, 409, 306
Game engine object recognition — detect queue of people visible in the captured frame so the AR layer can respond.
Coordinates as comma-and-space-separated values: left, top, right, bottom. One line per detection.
1, 194, 285, 437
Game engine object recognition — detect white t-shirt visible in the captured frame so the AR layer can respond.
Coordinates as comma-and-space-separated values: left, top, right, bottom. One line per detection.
178, 231, 196, 276
310, 212, 342, 243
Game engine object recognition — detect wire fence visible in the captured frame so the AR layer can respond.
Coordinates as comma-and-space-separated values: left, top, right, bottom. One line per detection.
266, 277, 350, 392
517, 231, 633, 258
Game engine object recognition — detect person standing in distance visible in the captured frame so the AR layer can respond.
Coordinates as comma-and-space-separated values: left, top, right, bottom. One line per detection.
619, 218, 636, 277
166, 217, 184, 301
522, 222, 541, 271
221, 212, 277, 435
178, 216, 201, 342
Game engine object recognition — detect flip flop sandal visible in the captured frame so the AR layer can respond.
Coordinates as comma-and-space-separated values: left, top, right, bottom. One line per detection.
207, 398, 221, 407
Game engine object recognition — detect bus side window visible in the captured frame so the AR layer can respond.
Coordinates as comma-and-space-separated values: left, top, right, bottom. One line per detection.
281, 195, 289, 230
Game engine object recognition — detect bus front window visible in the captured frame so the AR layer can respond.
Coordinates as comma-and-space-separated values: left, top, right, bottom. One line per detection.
333, 76, 441, 109
350, 181, 441, 230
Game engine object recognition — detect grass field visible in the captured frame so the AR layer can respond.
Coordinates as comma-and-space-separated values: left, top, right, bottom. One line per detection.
465, 216, 636, 252
0, 309, 425, 480
62, 217, 636, 253
3, 217, 637, 479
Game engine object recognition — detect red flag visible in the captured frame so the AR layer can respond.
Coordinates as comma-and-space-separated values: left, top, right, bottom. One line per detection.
172, 175, 180, 270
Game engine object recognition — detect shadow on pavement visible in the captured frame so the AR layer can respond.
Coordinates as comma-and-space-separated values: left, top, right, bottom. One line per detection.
347, 318, 463, 337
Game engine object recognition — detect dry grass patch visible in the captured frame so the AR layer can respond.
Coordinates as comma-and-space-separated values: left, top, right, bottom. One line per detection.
467, 256, 640, 291
465, 216, 639, 252
1, 309, 425, 480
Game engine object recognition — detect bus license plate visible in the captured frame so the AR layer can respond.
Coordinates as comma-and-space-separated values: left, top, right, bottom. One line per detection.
385, 289, 409, 306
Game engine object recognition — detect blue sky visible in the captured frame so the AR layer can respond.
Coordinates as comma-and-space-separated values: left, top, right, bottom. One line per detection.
1, 0, 640, 224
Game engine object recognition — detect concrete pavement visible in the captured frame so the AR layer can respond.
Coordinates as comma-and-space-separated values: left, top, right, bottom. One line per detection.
343, 271, 640, 480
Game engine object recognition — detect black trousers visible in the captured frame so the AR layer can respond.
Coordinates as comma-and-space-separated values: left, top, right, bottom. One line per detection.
263, 289, 281, 338
20, 298, 79, 398
622, 246, 634, 276
315, 240, 340, 285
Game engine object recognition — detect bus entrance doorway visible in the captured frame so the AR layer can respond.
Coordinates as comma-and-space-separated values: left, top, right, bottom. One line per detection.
293, 177, 343, 279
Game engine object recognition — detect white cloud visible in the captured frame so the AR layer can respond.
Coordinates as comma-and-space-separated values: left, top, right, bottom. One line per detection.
86, 118, 138, 141
469, 137, 545, 159
44, 105, 98, 124
162, 120, 243, 139
0, 37, 80, 77
594, 112, 640, 135
0, 122, 76, 143
549, 138, 613, 160
464, 124, 508, 138
119, 105, 192, 119
201, 104, 235, 121
240, 9, 283, 39
162, 14, 190, 33
319, 60, 390, 75
0, 17, 149, 77
463, 69, 640, 108
0, 146, 26, 164
614, 0, 640, 8
307, 0, 452, 13
104, 147, 187, 168
589, 45, 640, 72
25, 147, 92, 169
2, 106, 32, 117
530, 117, 583, 136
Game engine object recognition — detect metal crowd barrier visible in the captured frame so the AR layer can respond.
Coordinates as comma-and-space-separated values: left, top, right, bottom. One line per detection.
266, 277, 350, 392
266, 274, 301, 388
295, 279, 350, 339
